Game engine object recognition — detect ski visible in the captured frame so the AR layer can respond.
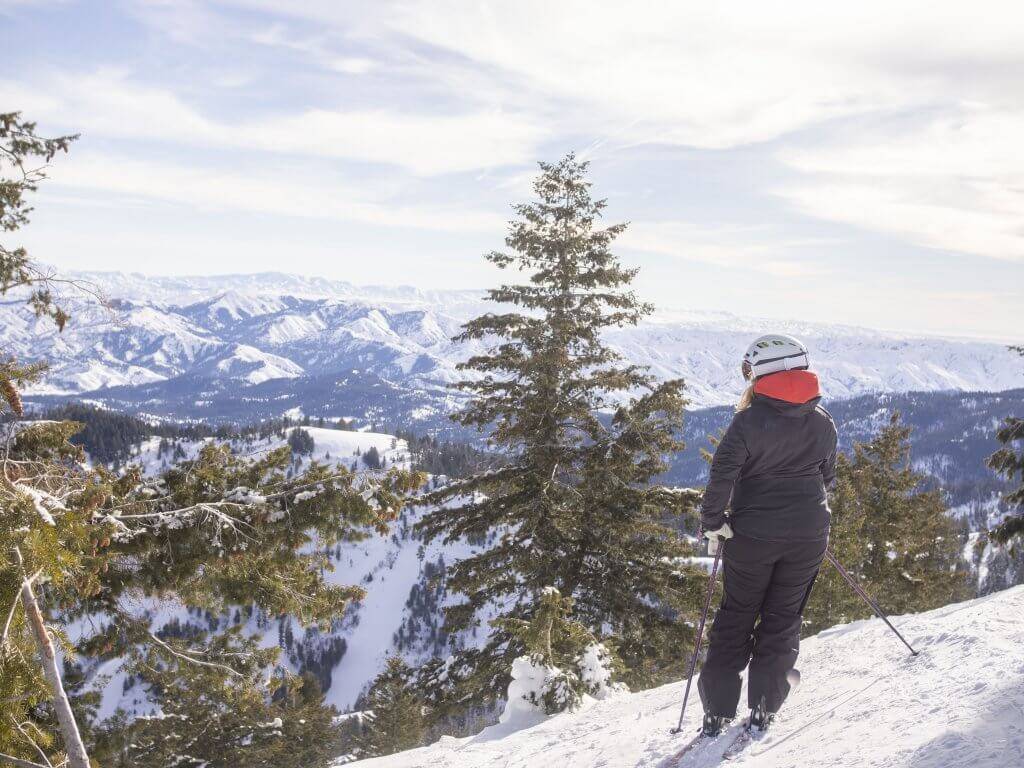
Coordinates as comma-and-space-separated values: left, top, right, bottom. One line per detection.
661, 727, 730, 767
722, 672, 798, 761
721, 726, 756, 760
661, 731, 711, 766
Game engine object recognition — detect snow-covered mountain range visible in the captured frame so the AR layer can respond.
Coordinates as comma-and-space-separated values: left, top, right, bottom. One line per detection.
6, 271, 1021, 422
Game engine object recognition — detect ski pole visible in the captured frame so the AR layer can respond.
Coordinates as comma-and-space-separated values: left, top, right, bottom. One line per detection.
671, 541, 722, 734
824, 549, 919, 656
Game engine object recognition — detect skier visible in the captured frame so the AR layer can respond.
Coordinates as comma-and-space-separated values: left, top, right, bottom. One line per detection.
696, 334, 837, 737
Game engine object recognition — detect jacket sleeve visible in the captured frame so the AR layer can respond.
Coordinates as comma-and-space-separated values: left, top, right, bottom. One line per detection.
699, 414, 749, 531
820, 416, 838, 490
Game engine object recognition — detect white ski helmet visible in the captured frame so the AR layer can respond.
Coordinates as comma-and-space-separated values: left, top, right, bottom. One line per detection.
742, 334, 810, 380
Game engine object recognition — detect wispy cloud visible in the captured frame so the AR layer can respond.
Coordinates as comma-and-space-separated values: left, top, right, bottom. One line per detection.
3, 0, 1022, 338
247, 23, 378, 75
620, 221, 837, 277
204, 0, 1024, 269
236, 1, 1024, 146
0, 70, 545, 175
776, 106, 1024, 262
46, 152, 506, 232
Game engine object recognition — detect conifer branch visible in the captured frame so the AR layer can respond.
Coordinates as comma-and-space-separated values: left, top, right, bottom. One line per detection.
147, 632, 244, 678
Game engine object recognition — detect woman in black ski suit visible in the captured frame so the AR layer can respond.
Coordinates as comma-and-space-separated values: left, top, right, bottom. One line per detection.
697, 333, 837, 736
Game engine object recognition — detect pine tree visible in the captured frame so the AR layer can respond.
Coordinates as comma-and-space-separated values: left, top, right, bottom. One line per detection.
355, 657, 426, 759
802, 453, 870, 634
288, 427, 315, 456
494, 587, 620, 715
93, 636, 341, 768
987, 345, 1024, 543
363, 446, 382, 470
0, 419, 422, 767
417, 155, 702, 718
1, 111, 92, 768
850, 414, 968, 615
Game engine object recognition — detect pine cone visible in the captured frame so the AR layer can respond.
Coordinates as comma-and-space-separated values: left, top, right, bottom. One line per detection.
0, 378, 24, 417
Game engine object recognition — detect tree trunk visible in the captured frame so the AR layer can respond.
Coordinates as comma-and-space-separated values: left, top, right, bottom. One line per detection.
18, 575, 91, 768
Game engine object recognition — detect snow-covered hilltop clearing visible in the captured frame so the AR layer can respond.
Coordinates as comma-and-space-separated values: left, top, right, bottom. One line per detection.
357, 587, 1024, 768
124, 425, 409, 477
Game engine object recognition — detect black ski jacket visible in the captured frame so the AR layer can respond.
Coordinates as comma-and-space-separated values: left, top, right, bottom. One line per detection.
699, 370, 837, 542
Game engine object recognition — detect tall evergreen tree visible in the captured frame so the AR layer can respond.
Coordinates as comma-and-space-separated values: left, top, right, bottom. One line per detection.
845, 413, 967, 616
417, 155, 701, 717
987, 345, 1024, 543
806, 414, 972, 633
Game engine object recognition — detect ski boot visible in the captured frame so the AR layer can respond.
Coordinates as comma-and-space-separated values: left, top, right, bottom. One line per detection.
748, 697, 775, 733
701, 712, 729, 737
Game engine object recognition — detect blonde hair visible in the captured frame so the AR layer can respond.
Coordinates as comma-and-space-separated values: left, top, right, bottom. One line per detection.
736, 382, 755, 412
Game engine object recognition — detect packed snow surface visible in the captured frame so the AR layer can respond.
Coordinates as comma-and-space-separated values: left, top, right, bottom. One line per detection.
356, 586, 1024, 767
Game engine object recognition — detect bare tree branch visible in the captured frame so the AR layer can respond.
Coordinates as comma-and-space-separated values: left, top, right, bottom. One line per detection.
0, 752, 50, 768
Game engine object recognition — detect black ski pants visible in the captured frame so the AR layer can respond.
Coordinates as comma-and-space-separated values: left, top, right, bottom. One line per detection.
698, 533, 826, 718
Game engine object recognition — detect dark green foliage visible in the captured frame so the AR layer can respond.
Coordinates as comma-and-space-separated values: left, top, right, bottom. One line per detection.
398, 431, 496, 479
805, 414, 969, 633
355, 657, 426, 759
93, 633, 342, 768
28, 406, 356, 468
417, 155, 702, 718
987, 346, 1024, 544
288, 427, 315, 456
857, 414, 969, 614
36, 403, 214, 464
802, 453, 869, 634
0, 415, 423, 766
494, 587, 608, 714
988, 416, 1024, 543
363, 445, 382, 470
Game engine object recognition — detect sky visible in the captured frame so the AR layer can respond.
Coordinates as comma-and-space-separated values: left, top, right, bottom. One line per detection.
1, 0, 1022, 341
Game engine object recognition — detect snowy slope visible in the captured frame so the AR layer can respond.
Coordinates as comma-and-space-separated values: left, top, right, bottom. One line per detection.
357, 586, 1024, 768
6, 271, 1022, 415
316, 501, 480, 710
